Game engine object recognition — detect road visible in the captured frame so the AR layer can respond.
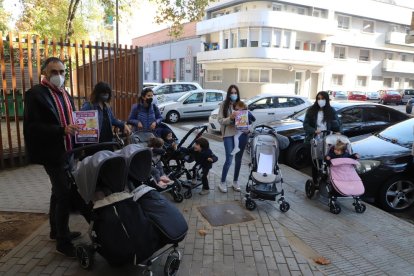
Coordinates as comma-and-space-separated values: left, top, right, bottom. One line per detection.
171, 102, 414, 224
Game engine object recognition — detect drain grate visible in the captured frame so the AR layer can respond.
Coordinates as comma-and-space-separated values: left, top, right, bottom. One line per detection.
198, 202, 255, 227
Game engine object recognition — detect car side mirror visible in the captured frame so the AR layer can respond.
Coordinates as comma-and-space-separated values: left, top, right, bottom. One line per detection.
249, 105, 255, 111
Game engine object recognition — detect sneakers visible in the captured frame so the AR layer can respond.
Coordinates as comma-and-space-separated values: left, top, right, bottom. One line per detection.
231, 148, 240, 156
232, 181, 241, 192
199, 189, 210, 195
56, 243, 76, 258
218, 182, 227, 193
50, 231, 81, 241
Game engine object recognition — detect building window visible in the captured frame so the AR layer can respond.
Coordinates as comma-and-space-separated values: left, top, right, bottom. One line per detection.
238, 69, 271, 83
401, 54, 407, 61
273, 29, 281, 48
206, 70, 222, 82
178, 58, 185, 81
332, 74, 344, 86
272, 3, 283, 11
356, 76, 367, 87
295, 41, 301, 50
334, 46, 346, 59
262, 28, 271, 47
234, 6, 241, 12
409, 80, 414, 88
250, 28, 259, 47
297, 7, 306, 15
193, 57, 199, 81
385, 52, 393, 60
283, 31, 291, 48
359, 49, 370, 62
383, 78, 393, 88
337, 15, 350, 30
362, 20, 374, 33
152, 61, 157, 80
239, 28, 248, 48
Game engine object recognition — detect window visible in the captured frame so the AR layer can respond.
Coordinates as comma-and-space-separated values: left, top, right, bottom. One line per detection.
153, 61, 157, 80
383, 78, 392, 88
295, 41, 301, 50
401, 54, 407, 61
356, 76, 367, 87
172, 84, 185, 93
234, 6, 241, 12
144, 64, 149, 81
250, 97, 274, 109
250, 28, 259, 47
156, 86, 170, 95
179, 58, 185, 81
385, 53, 393, 60
334, 46, 346, 59
206, 92, 224, 103
297, 7, 306, 15
224, 31, 229, 49
283, 31, 291, 48
273, 29, 281, 48
341, 108, 363, 123
332, 74, 344, 86
238, 69, 271, 83
239, 28, 248, 48
262, 28, 271, 47
206, 70, 222, 82
272, 4, 283, 11
184, 92, 204, 104
362, 20, 374, 33
337, 15, 350, 30
182, 84, 197, 91
409, 80, 414, 88
276, 97, 305, 108
231, 30, 238, 48
365, 107, 391, 123
359, 49, 370, 62
193, 57, 199, 81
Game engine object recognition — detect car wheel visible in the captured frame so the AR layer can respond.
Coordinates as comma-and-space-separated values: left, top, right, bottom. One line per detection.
380, 99, 385, 105
285, 143, 310, 170
166, 111, 180, 123
379, 176, 414, 212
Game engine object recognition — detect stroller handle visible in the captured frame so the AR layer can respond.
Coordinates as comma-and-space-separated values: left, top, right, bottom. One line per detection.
176, 125, 208, 149
64, 142, 121, 161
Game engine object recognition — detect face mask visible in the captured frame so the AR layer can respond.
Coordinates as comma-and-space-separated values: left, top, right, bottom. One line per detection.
146, 98, 153, 105
230, 95, 238, 102
99, 94, 109, 102
317, 99, 326, 108
50, 75, 65, 88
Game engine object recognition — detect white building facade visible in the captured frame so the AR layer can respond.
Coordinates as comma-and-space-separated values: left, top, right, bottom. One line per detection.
197, 0, 414, 99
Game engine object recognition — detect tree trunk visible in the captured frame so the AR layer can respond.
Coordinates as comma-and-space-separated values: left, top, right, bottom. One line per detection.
65, 0, 81, 40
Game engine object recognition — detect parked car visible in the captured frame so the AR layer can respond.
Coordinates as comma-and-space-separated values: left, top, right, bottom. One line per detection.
267, 102, 410, 169
143, 82, 161, 89
378, 90, 402, 105
366, 91, 380, 101
347, 91, 367, 101
351, 118, 414, 212
406, 98, 414, 114
397, 88, 414, 104
152, 82, 203, 103
327, 90, 348, 101
208, 94, 312, 132
158, 89, 226, 123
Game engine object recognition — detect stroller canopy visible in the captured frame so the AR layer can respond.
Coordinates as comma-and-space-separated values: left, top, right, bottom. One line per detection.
251, 134, 279, 172
73, 150, 128, 203
117, 144, 153, 182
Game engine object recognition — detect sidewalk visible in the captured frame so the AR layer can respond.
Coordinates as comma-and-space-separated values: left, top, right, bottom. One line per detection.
0, 126, 414, 275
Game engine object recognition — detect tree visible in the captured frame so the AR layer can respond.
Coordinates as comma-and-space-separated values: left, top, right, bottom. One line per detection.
0, 0, 11, 33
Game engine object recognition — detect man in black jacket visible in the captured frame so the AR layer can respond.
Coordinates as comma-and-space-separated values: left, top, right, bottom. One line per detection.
24, 57, 81, 257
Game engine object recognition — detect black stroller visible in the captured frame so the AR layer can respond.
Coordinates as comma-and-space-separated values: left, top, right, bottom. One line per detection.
68, 143, 187, 275
244, 125, 290, 212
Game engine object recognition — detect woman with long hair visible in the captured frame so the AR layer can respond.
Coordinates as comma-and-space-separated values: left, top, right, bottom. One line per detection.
303, 91, 341, 182
128, 87, 163, 132
81, 81, 131, 143
217, 84, 248, 193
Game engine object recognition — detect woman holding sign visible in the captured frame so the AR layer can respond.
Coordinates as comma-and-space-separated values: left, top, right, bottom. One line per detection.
217, 84, 255, 193
81, 82, 131, 143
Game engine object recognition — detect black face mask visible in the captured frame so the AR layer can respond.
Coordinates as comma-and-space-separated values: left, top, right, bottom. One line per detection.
146, 98, 153, 105
99, 94, 109, 102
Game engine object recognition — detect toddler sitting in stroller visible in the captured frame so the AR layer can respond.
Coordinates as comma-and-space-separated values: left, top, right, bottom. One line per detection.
184, 137, 218, 195
147, 137, 174, 189
325, 140, 359, 164
160, 128, 178, 151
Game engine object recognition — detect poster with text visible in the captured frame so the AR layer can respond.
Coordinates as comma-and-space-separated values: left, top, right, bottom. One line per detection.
72, 110, 99, 143
235, 110, 249, 131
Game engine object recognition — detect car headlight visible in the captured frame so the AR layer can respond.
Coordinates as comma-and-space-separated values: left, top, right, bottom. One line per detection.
210, 114, 218, 120
356, 160, 381, 174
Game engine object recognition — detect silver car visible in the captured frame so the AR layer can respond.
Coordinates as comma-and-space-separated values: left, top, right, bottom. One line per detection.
152, 82, 202, 103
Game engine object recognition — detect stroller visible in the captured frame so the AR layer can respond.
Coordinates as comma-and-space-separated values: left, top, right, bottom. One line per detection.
68, 143, 187, 275
161, 125, 209, 199
305, 132, 366, 214
244, 125, 290, 212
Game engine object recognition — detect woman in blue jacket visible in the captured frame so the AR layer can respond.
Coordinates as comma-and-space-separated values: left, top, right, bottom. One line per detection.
81, 82, 131, 143
128, 87, 163, 132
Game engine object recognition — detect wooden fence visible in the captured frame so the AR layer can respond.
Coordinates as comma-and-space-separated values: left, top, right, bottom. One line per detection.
0, 32, 142, 169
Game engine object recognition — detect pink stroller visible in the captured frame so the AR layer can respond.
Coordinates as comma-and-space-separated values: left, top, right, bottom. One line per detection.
305, 133, 366, 214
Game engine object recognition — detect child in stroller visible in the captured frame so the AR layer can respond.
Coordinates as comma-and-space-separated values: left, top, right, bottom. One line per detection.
305, 133, 366, 214
147, 137, 175, 189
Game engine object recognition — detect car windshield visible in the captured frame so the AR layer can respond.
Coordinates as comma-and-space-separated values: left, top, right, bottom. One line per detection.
387, 91, 400, 95
376, 119, 414, 148
351, 91, 364, 95
291, 106, 340, 122
336, 91, 346, 95
177, 91, 193, 101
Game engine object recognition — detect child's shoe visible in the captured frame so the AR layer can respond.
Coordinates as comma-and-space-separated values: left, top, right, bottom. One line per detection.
232, 181, 241, 191
231, 148, 240, 155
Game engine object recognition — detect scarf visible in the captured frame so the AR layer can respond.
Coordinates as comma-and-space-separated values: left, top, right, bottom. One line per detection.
41, 78, 74, 151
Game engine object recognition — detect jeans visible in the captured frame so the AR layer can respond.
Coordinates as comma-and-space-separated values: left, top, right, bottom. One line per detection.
221, 133, 248, 183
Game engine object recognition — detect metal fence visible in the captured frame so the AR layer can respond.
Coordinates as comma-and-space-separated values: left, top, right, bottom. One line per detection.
0, 32, 142, 169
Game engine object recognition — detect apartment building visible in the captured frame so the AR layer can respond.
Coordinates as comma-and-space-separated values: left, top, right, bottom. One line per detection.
133, 0, 414, 99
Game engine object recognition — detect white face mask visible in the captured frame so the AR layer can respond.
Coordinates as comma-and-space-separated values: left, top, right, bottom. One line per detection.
317, 99, 326, 108
50, 75, 65, 88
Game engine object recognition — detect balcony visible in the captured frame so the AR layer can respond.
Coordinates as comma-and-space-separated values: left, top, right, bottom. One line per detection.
382, 59, 414, 74
197, 10, 336, 36
197, 47, 329, 67
386, 31, 414, 47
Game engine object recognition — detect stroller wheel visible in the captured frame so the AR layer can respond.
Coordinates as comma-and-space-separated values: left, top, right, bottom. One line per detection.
164, 255, 181, 276
329, 202, 341, 215
279, 201, 290, 213
75, 244, 94, 270
245, 199, 257, 211
184, 190, 192, 199
173, 192, 184, 203
246, 185, 251, 193
305, 180, 315, 199
355, 203, 366, 213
